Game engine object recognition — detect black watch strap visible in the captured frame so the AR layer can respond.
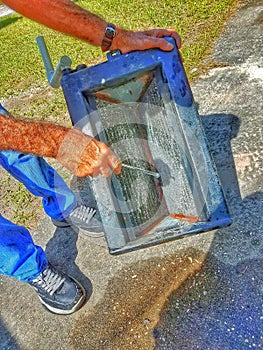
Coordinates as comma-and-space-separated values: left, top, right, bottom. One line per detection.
101, 23, 116, 52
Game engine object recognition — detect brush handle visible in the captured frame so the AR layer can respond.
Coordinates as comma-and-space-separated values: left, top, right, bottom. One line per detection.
122, 163, 160, 178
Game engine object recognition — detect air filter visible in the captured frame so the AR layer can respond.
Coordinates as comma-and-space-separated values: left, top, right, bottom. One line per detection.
60, 39, 231, 254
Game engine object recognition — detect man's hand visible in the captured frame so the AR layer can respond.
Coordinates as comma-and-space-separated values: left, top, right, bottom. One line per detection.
56, 128, 122, 178
111, 28, 182, 54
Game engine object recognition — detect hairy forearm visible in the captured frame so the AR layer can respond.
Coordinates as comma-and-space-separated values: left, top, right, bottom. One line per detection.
2, 0, 109, 47
2, 0, 182, 54
0, 113, 68, 157
0, 113, 121, 177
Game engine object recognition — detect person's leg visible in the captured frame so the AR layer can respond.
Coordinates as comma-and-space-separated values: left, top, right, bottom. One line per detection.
0, 150, 102, 232
0, 150, 76, 220
0, 102, 76, 220
0, 213, 86, 314
0, 213, 47, 281
0, 103, 102, 232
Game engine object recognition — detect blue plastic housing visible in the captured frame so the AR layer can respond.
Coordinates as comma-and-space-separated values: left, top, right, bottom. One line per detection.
60, 40, 231, 254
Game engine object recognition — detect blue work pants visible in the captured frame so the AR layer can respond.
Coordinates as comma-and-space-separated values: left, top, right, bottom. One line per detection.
0, 104, 77, 281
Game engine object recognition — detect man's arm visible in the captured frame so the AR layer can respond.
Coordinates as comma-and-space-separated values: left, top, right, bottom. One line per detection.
0, 0, 181, 178
2, 0, 181, 53
0, 114, 121, 177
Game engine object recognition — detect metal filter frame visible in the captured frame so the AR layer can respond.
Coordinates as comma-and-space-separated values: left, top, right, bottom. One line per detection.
60, 40, 231, 254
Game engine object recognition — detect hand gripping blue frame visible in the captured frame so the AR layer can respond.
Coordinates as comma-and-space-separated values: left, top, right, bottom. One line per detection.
59, 38, 231, 254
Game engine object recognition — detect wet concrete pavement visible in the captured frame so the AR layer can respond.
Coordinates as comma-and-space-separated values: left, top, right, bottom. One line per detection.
0, 0, 262, 349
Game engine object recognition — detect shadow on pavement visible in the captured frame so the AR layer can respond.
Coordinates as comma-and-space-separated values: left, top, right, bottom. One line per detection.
0, 16, 22, 30
153, 113, 263, 349
0, 318, 20, 350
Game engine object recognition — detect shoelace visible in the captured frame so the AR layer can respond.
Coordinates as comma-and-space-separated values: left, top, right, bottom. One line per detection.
69, 205, 96, 224
32, 267, 65, 296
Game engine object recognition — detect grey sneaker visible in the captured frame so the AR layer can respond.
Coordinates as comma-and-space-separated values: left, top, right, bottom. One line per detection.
52, 205, 103, 233
29, 263, 86, 315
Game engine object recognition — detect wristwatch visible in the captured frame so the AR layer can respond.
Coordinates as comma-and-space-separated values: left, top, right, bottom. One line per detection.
101, 23, 116, 52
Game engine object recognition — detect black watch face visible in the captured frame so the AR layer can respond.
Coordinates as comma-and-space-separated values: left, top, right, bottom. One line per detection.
106, 27, 115, 39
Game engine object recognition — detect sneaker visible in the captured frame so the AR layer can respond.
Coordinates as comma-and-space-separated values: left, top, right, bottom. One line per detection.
52, 204, 103, 233
29, 263, 86, 315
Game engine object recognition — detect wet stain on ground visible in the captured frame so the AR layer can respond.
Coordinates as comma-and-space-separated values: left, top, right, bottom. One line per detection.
69, 248, 206, 350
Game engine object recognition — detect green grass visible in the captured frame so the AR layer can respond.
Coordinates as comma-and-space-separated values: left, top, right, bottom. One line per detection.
0, 0, 239, 98
0, 171, 42, 228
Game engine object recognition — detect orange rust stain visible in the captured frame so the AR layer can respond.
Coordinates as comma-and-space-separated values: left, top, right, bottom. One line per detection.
94, 91, 121, 104
169, 213, 199, 223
